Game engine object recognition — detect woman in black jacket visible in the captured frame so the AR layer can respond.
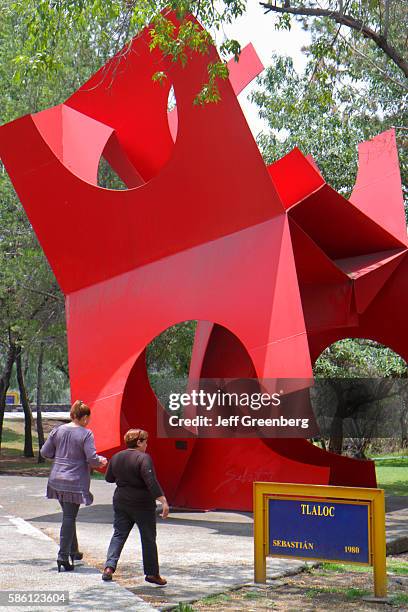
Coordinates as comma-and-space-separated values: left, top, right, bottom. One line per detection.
102, 428, 169, 585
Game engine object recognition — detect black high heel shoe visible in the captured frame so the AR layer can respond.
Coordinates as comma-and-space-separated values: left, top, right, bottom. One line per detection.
70, 551, 83, 561
57, 557, 74, 572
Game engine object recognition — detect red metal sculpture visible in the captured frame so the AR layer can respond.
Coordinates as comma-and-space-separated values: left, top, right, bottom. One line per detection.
1, 15, 406, 510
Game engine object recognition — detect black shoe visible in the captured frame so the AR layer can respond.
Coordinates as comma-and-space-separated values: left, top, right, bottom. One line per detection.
57, 557, 74, 572
70, 551, 83, 562
102, 567, 114, 581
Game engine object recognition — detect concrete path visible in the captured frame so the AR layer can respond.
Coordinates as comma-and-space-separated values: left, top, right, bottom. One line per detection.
0, 476, 311, 610
0, 506, 156, 611
0, 475, 407, 610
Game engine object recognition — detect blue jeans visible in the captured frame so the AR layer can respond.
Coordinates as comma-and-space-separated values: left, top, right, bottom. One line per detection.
58, 501, 80, 558
105, 504, 159, 575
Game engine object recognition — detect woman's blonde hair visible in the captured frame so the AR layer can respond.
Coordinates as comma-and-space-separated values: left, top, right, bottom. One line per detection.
70, 400, 91, 421
124, 428, 148, 448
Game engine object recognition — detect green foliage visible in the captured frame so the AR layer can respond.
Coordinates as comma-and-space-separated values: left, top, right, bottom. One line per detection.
345, 587, 371, 598
251, 8, 407, 455
261, 1, 407, 202
252, 53, 407, 200
220, 38, 241, 62
391, 593, 408, 606
0, 0, 124, 404
271, 1, 407, 81
312, 340, 407, 455
147, 321, 196, 379
306, 585, 370, 598
193, 61, 229, 105
244, 590, 263, 599
321, 561, 370, 574
152, 71, 168, 85
7, 0, 407, 111
146, 321, 196, 410
314, 339, 407, 378
202, 592, 232, 604
8, 1, 246, 105
173, 603, 195, 612
322, 557, 408, 576
150, 14, 212, 66
275, 13, 291, 31
98, 158, 128, 190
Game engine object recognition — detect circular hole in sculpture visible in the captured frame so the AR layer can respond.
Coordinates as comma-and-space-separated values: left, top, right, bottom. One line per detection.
145, 320, 258, 417
95, 80, 177, 191
146, 320, 197, 411
312, 338, 408, 457
120, 320, 257, 437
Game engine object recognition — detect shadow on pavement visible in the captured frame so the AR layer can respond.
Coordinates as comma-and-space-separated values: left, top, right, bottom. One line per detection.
385, 496, 408, 512
29, 505, 253, 537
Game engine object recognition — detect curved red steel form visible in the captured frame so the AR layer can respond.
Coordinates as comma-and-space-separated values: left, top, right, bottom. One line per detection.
1, 13, 406, 509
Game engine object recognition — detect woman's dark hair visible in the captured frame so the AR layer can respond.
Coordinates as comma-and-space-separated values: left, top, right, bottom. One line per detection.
70, 400, 91, 421
124, 428, 148, 448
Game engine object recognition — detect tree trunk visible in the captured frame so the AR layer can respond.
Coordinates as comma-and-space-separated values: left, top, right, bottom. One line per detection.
0, 340, 16, 454
16, 346, 34, 458
36, 342, 45, 463
328, 414, 344, 454
400, 410, 408, 449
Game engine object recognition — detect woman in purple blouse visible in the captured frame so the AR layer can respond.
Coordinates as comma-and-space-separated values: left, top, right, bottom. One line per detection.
41, 400, 107, 572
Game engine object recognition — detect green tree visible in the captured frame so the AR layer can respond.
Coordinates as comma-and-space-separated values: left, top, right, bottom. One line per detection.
314, 339, 407, 378
254, 1, 407, 199
7, 1, 408, 101
260, 1, 408, 80
313, 339, 408, 455
253, 54, 370, 196
8, 1, 244, 105
251, 49, 406, 200
0, 0, 127, 452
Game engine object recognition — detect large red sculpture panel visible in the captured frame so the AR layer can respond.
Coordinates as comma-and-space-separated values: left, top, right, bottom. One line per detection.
1, 14, 406, 510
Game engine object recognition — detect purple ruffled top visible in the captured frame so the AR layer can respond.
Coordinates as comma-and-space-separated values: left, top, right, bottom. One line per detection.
41, 424, 103, 506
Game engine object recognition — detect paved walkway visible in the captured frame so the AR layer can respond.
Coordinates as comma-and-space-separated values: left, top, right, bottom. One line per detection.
0, 511, 155, 611
0, 475, 407, 611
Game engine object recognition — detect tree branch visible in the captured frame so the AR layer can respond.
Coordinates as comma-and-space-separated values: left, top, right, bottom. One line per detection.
260, 2, 408, 78
383, 0, 390, 40
338, 30, 408, 91
17, 284, 64, 304
56, 364, 69, 380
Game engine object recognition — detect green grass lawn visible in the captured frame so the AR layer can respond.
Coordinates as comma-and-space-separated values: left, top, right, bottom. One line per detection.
1, 422, 38, 454
0, 422, 50, 474
322, 558, 408, 576
0, 421, 104, 478
375, 456, 408, 496
2, 422, 37, 450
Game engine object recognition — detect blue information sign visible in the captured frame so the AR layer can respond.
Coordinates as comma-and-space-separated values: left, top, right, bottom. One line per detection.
268, 497, 370, 564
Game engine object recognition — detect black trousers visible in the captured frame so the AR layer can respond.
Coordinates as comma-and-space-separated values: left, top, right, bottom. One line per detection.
105, 503, 159, 576
58, 501, 80, 558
